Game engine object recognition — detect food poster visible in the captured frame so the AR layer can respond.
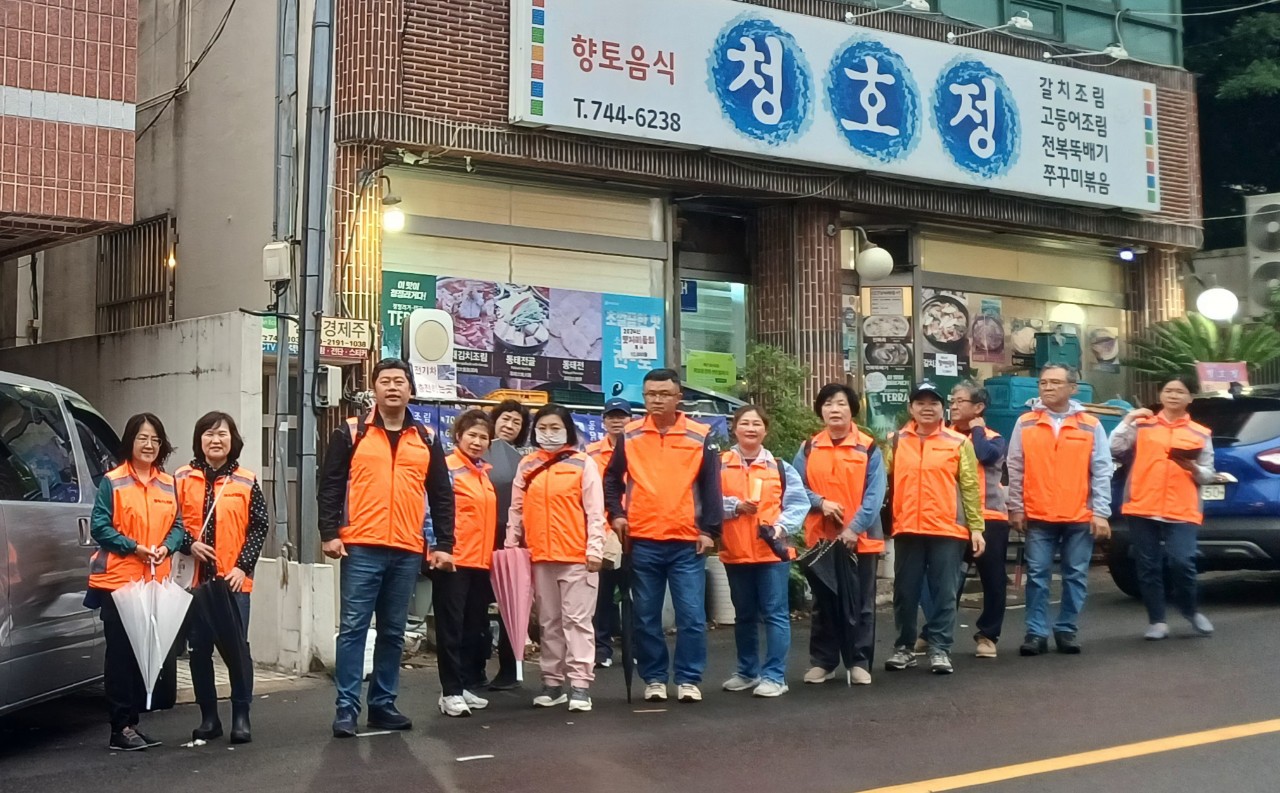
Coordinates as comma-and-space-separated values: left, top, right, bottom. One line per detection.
1087, 326, 1120, 373
970, 298, 1006, 364
434, 277, 608, 399
864, 368, 912, 436
921, 289, 970, 390
602, 294, 667, 403
1009, 317, 1046, 369
841, 294, 860, 375
862, 315, 913, 370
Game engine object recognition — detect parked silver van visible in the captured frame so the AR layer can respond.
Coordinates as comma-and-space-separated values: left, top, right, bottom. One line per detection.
0, 371, 120, 716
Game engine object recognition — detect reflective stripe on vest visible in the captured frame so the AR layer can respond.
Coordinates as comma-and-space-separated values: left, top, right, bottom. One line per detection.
88, 464, 179, 591
892, 426, 970, 540
802, 429, 883, 554
972, 427, 1009, 521
175, 465, 259, 592
1018, 410, 1099, 524
619, 415, 709, 542
1121, 416, 1210, 525
519, 450, 590, 563
341, 415, 433, 553
719, 449, 788, 564
447, 449, 498, 569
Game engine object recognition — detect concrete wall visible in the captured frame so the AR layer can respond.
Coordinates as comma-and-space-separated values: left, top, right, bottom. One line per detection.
0, 311, 265, 469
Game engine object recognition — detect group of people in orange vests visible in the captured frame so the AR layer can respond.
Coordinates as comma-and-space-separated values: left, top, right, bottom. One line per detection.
87, 357, 1221, 747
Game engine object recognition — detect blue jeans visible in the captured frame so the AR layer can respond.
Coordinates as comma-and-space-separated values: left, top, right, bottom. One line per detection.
189, 591, 252, 707
630, 539, 706, 686
724, 562, 791, 684
1129, 517, 1199, 624
1024, 522, 1093, 638
334, 545, 421, 713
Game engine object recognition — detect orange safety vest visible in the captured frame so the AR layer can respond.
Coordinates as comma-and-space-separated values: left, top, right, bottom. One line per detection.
619, 414, 711, 542
719, 449, 793, 564
892, 423, 972, 541
802, 429, 883, 554
341, 415, 434, 554
88, 464, 179, 591
1121, 414, 1210, 525
518, 449, 591, 564
585, 436, 616, 474
969, 426, 1009, 522
1017, 410, 1101, 524
447, 449, 498, 569
174, 464, 259, 592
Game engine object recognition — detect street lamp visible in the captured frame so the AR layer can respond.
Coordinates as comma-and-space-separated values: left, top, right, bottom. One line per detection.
382, 194, 405, 233
851, 227, 894, 281
1197, 287, 1239, 321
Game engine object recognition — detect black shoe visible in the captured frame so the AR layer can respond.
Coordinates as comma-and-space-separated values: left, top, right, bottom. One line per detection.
1054, 631, 1082, 654
229, 705, 252, 744
367, 705, 413, 731
108, 727, 149, 752
488, 674, 520, 691
332, 708, 358, 738
1020, 634, 1049, 656
192, 702, 223, 741
133, 729, 162, 748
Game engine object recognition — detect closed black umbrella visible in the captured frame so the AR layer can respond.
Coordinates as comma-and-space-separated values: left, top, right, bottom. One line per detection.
190, 577, 253, 699
619, 539, 635, 704
799, 540, 862, 685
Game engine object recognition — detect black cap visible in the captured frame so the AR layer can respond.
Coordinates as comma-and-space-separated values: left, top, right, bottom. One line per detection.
602, 398, 632, 416
909, 381, 945, 403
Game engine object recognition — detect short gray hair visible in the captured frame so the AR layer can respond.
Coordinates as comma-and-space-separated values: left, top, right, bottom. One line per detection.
1040, 364, 1080, 384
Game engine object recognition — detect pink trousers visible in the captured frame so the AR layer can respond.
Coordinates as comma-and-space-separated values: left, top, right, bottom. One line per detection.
533, 562, 599, 688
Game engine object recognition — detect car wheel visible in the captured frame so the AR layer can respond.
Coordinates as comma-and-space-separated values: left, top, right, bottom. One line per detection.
1108, 542, 1142, 599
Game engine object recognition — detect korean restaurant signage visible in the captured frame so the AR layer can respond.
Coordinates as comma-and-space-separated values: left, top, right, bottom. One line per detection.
510, 0, 1160, 212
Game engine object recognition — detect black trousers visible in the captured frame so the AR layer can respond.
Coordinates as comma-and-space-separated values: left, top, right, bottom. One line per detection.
431, 567, 492, 696
100, 594, 169, 732
809, 552, 878, 672
973, 521, 1011, 642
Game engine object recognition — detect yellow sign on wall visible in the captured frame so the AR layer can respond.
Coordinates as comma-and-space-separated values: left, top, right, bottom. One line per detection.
686, 350, 737, 392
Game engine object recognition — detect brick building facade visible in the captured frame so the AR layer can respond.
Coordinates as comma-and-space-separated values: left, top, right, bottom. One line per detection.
330, 0, 1200, 402
0, 0, 137, 258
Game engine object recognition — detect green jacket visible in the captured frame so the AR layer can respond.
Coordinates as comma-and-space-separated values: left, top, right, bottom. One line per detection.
884, 424, 985, 533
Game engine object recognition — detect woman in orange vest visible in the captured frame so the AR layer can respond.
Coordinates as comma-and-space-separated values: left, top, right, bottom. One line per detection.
507, 404, 606, 713
1110, 376, 1222, 640
793, 383, 886, 686
432, 409, 499, 717
719, 406, 809, 698
882, 382, 985, 676
175, 412, 268, 744
86, 413, 186, 752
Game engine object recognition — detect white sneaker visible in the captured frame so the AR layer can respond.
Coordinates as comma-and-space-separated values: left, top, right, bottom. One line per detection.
462, 690, 489, 710
438, 695, 471, 717
850, 667, 872, 685
1144, 622, 1170, 641
752, 680, 788, 698
676, 684, 703, 703
643, 682, 668, 702
568, 687, 592, 712
1189, 613, 1214, 636
803, 666, 837, 684
533, 684, 567, 708
722, 673, 760, 692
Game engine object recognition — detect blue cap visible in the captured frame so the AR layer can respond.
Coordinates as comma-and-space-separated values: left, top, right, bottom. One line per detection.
603, 398, 632, 416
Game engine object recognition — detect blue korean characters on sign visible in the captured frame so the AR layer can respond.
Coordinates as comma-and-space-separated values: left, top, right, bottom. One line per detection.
510, 0, 1159, 213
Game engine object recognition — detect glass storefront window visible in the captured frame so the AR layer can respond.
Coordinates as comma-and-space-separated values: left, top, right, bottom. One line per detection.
679, 279, 748, 395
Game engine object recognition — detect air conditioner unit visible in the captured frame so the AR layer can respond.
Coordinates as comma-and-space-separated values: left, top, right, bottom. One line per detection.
1244, 193, 1280, 317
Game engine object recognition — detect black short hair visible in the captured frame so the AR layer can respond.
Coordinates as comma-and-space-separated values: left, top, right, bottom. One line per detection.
372, 357, 414, 382
813, 383, 860, 419
192, 411, 245, 464
120, 412, 175, 469
1161, 375, 1198, 394
532, 403, 579, 448
452, 409, 494, 443
488, 400, 530, 446
643, 368, 681, 388
954, 381, 990, 415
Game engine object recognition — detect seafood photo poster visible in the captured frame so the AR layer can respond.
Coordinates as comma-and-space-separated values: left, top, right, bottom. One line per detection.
921, 288, 970, 388
970, 297, 1006, 364
1087, 326, 1120, 373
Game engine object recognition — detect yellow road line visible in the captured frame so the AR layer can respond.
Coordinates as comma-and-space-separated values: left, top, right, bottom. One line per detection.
856, 718, 1280, 793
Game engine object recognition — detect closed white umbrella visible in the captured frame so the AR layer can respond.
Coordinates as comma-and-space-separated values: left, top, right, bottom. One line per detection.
111, 558, 193, 709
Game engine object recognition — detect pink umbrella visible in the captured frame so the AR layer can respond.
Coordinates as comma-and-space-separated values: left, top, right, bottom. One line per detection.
490, 547, 533, 684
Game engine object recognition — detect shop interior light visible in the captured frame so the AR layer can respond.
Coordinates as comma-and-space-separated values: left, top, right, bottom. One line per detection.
1197, 286, 1239, 322
946, 12, 1033, 43
851, 227, 895, 281
844, 0, 931, 24
1118, 248, 1136, 263
166, 249, 177, 269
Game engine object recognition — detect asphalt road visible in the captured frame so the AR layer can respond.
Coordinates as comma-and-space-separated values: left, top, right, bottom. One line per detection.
4, 570, 1280, 793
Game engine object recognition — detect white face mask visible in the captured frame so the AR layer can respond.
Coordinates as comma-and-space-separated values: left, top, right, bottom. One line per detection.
535, 428, 568, 450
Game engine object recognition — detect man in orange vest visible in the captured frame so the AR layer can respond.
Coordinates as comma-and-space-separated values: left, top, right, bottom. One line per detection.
1008, 364, 1112, 656
604, 370, 722, 704
587, 397, 631, 669
318, 358, 456, 737
948, 382, 1009, 658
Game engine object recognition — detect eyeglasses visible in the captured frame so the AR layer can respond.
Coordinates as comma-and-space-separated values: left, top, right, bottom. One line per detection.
949, 398, 973, 405
136, 436, 161, 446
643, 391, 680, 400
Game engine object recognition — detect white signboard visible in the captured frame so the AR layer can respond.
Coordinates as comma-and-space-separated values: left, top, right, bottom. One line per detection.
510, 0, 1160, 212
619, 326, 659, 360
406, 308, 459, 400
